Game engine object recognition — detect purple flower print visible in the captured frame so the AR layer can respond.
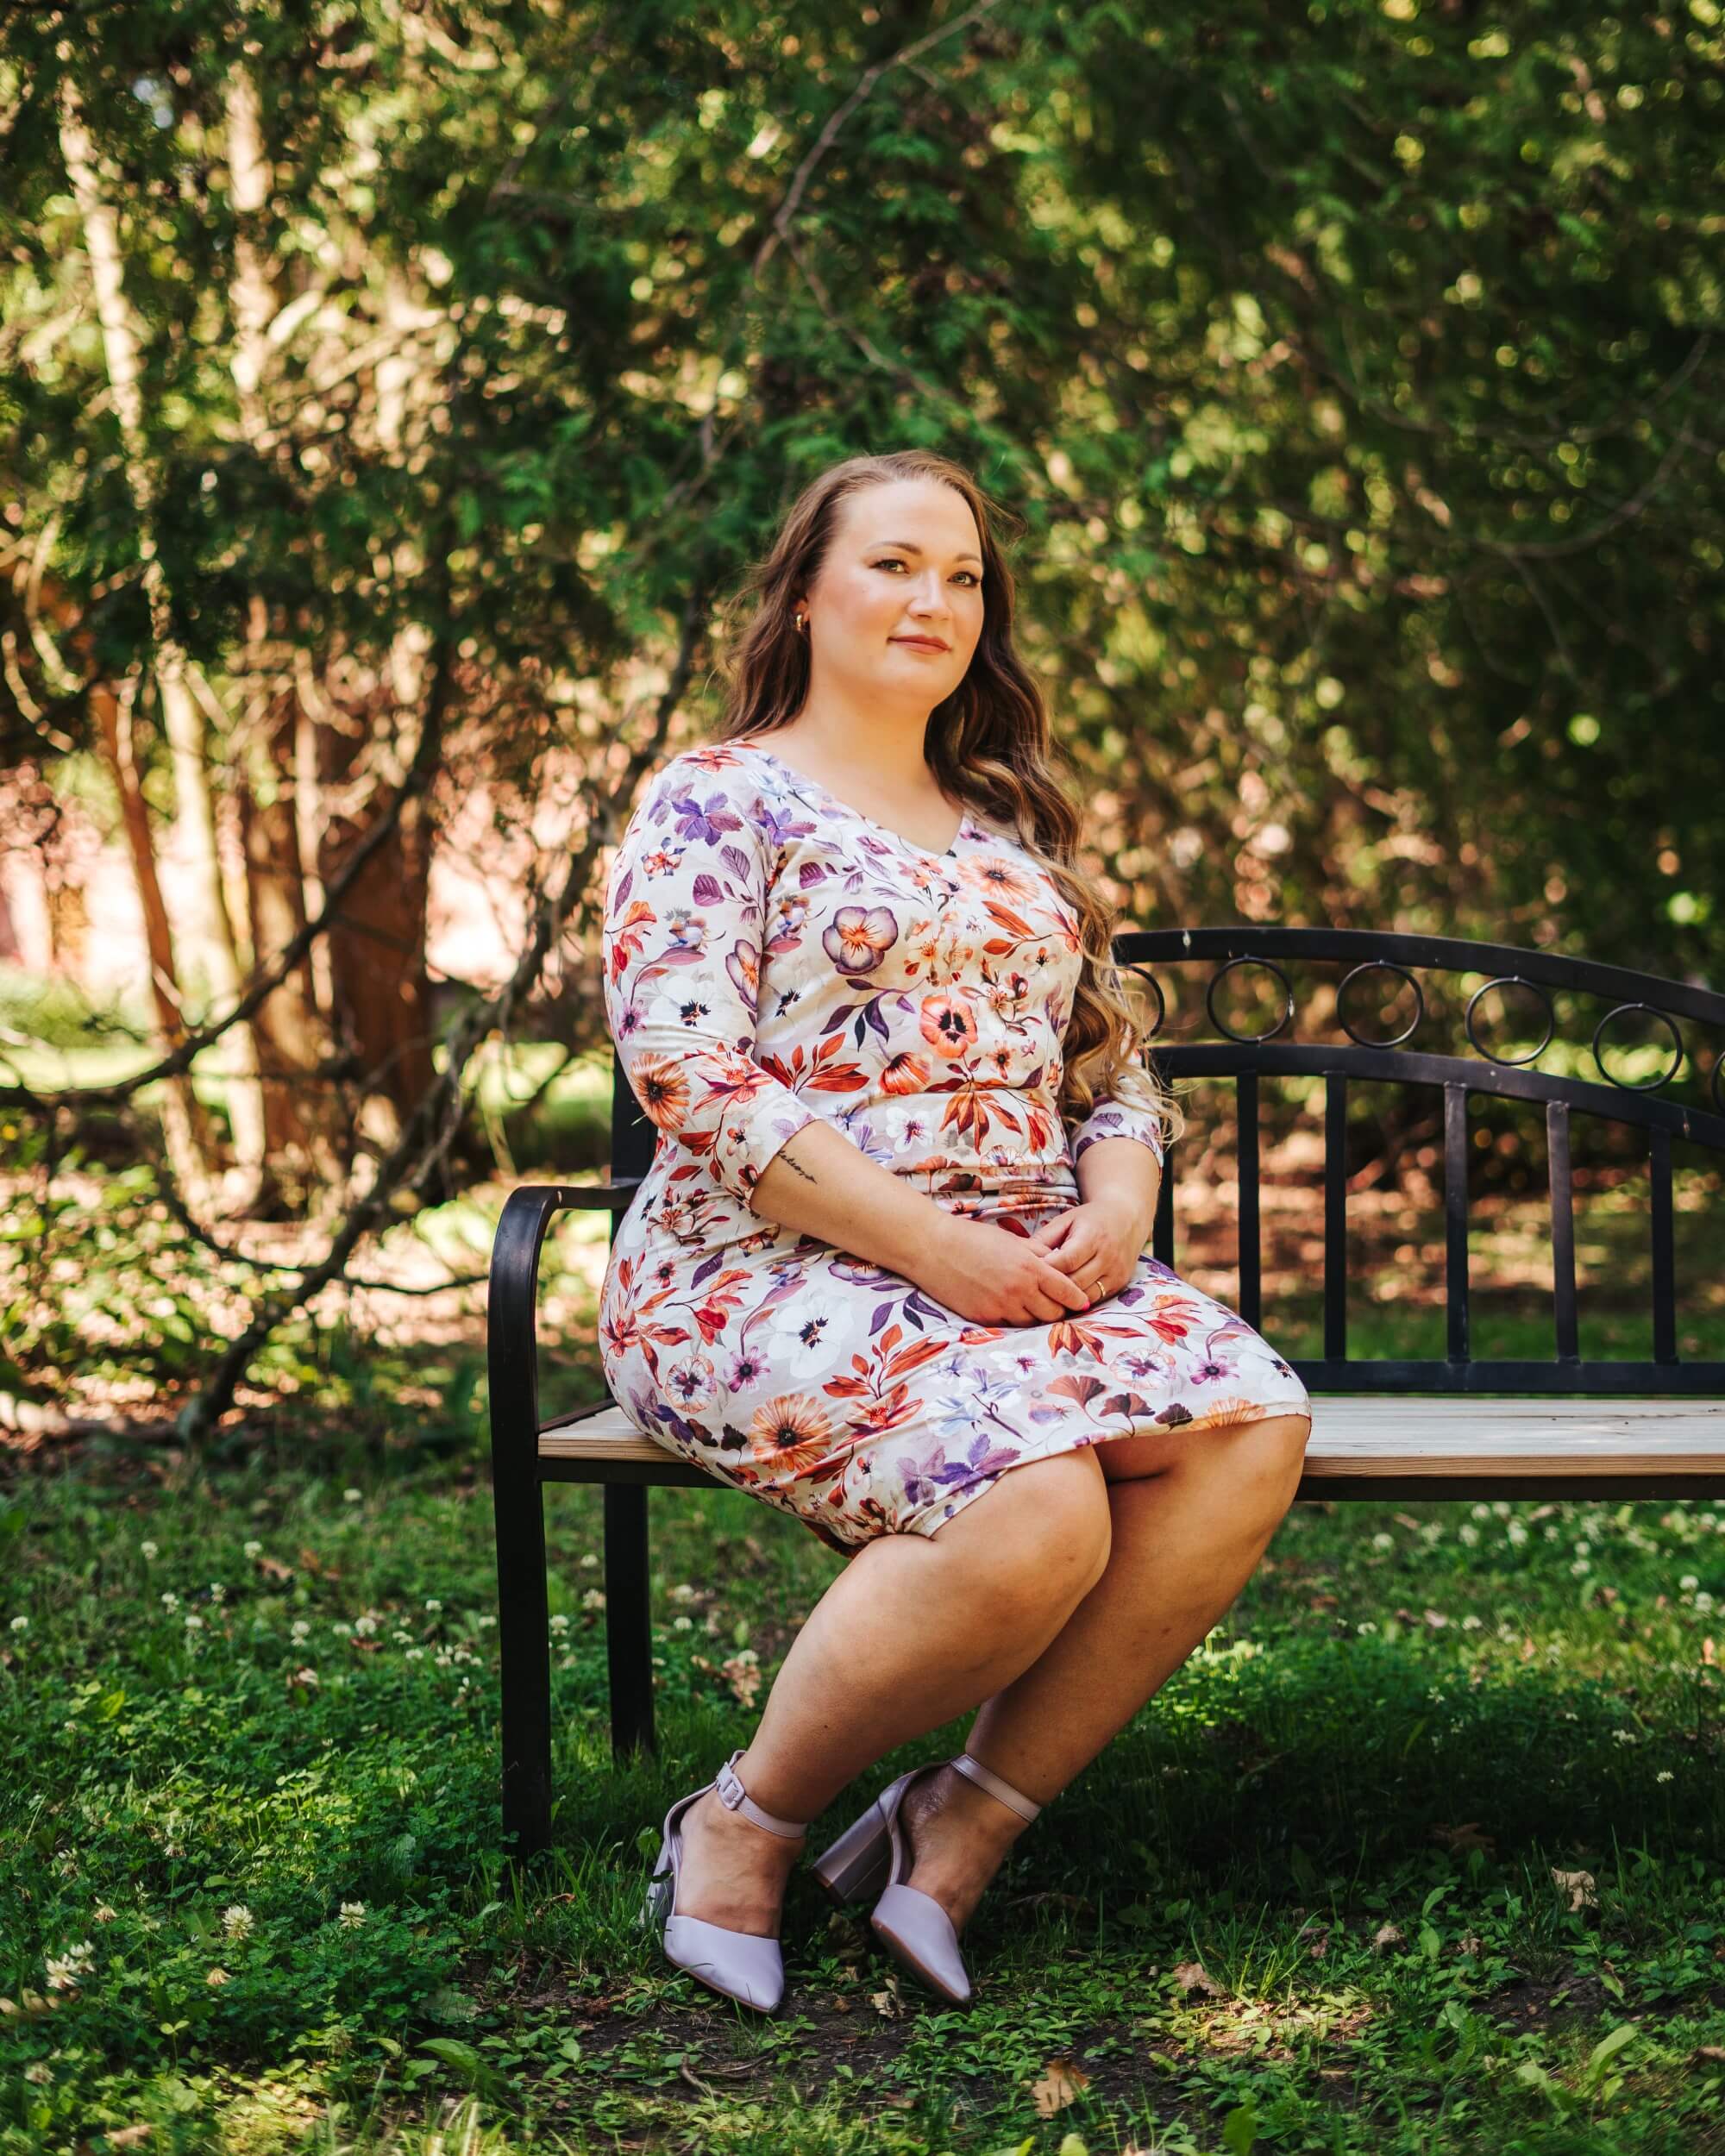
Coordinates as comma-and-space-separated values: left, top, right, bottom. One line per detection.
936, 1430, 1021, 1487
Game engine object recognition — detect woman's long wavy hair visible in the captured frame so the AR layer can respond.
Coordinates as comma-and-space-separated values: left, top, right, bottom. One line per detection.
707, 448, 1184, 1155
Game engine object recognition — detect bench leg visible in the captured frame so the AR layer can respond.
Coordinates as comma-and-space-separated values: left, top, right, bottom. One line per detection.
604, 1482, 656, 1759
494, 1451, 553, 1858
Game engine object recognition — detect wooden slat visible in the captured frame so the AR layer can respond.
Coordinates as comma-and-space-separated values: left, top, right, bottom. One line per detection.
540, 1396, 1725, 1481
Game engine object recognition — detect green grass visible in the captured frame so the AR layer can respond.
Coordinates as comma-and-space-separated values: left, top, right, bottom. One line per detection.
3, 1425, 1723, 2155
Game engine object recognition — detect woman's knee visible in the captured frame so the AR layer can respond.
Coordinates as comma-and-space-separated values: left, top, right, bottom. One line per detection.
930, 1449, 1113, 1611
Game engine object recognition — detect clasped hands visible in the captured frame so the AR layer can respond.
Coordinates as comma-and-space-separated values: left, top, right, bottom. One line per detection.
919, 1190, 1154, 1329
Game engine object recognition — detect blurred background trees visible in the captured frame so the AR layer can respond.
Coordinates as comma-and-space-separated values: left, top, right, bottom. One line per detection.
3, 0, 1721, 1439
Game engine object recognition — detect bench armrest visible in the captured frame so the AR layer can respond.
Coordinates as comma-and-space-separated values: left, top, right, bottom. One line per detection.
487, 1181, 641, 1470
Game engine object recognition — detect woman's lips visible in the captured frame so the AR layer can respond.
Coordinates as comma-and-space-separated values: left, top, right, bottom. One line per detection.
891, 636, 949, 651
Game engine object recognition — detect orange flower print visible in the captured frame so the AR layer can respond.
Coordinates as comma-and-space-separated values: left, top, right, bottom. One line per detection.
748, 1394, 843, 1476
881, 1050, 934, 1094
919, 993, 978, 1057
823, 904, 900, 975
631, 1053, 692, 1135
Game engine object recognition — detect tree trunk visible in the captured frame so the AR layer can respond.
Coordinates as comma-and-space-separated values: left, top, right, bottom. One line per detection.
92, 671, 217, 1202
236, 688, 349, 1198
57, 71, 270, 1210
317, 709, 437, 1174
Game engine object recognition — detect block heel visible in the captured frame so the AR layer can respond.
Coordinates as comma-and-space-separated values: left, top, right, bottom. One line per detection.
809, 1801, 892, 1906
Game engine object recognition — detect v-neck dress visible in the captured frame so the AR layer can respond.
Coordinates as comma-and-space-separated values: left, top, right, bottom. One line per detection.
597, 738, 1311, 1557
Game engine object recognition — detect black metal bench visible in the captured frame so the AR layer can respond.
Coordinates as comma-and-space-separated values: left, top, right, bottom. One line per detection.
489, 928, 1725, 1853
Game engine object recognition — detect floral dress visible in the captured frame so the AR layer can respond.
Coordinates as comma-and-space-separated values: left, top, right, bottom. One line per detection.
597, 738, 1311, 1557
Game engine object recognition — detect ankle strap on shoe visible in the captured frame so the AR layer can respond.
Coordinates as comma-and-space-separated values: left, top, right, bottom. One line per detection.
714, 1750, 808, 1839
951, 1751, 1042, 1824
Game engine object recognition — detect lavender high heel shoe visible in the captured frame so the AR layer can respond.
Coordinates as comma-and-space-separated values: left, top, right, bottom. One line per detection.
639, 1748, 809, 2013
809, 1752, 1043, 2006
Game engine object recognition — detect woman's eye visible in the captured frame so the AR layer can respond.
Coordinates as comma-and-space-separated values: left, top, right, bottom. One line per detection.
875, 557, 979, 586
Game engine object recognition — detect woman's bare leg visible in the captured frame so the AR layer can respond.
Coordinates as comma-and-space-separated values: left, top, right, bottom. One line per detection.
894, 1411, 1313, 1932
669, 1446, 1113, 1935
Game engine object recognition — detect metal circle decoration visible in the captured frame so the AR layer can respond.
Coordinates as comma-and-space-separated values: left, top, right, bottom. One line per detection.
1115, 961, 1166, 1042
1590, 1001, 1684, 1093
1206, 955, 1295, 1044
1336, 959, 1425, 1050
1464, 975, 1554, 1067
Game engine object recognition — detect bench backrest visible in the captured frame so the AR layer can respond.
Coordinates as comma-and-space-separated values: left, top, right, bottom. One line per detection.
605, 926, 1725, 1400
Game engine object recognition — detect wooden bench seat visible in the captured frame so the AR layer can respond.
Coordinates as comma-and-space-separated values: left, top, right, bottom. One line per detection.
537, 1395, 1725, 1502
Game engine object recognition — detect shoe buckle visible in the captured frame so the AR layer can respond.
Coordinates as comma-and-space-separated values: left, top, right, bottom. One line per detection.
714, 1758, 745, 1812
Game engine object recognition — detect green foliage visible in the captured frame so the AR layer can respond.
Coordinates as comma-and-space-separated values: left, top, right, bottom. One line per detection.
3, 1459, 1723, 2152
3, 0, 1721, 975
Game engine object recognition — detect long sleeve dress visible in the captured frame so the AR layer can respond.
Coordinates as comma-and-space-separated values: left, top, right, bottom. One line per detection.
597, 737, 1311, 1557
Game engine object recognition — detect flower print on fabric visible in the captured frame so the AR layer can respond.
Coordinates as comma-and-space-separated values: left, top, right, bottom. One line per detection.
598, 739, 1310, 1557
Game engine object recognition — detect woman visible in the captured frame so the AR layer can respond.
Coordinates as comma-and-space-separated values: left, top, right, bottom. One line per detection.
599, 449, 1313, 2014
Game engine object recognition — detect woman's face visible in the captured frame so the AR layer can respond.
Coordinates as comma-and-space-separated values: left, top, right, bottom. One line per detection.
798, 477, 987, 710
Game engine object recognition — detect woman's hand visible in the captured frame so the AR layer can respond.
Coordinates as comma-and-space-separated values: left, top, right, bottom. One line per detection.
916, 1214, 1096, 1326
1022, 1193, 1151, 1306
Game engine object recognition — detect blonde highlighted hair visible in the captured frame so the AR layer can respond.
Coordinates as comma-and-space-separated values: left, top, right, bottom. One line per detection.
707, 448, 1183, 1156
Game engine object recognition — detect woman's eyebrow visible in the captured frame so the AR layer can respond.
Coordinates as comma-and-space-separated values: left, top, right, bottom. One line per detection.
872, 538, 985, 568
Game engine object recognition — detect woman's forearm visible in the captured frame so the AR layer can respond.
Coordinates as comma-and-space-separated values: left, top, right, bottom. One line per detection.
748, 1119, 955, 1280
1074, 1135, 1161, 1246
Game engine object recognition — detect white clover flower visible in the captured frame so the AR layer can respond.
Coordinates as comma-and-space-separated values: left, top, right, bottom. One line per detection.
342, 1489, 362, 1503
1461, 1615, 1483, 1630
673, 1615, 693, 1632
668, 1583, 697, 1602
1611, 1728, 1637, 1744
92, 1905, 116, 1923
45, 1940, 95, 1990
8, 1614, 26, 1633
581, 1588, 606, 1612
243, 1540, 263, 1559
160, 1591, 179, 1611
1356, 1620, 1377, 1634
1571, 1558, 1590, 1576
210, 1583, 225, 1603
141, 1541, 159, 1560
222, 1904, 254, 1941
206, 1966, 230, 1986
1697, 1591, 1716, 1613
338, 1902, 367, 1927
1507, 1523, 1528, 1545
578, 1553, 599, 1570
423, 1598, 442, 1613
293, 1666, 319, 1687
405, 1646, 426, 1661
184, 1614, 204, 1631
291, 1620, 311, 1642
391, 1629, 412, 1644
1458, 1524, 1479, 1545
1658, 1770, 1674, 1783
548, 1614, 570, 1634
1371, 1532, 1394, 1551
354, 1614, 379, 1637
332, 1621, 353, 1638
475, 1614, 496, 1628
1679, 1574, 1698, 1591
435, 1651, 454, 1668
